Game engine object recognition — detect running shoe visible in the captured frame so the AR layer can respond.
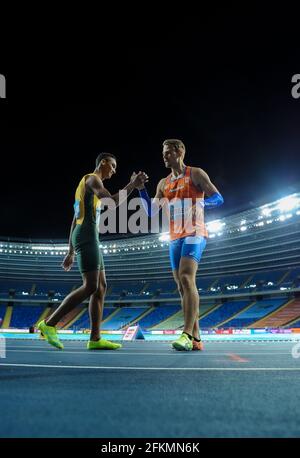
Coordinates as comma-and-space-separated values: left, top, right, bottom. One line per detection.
87, 338, 122, 350
172, 333, 193, 351
37, 320, 64, 350
192, 340, 204, 351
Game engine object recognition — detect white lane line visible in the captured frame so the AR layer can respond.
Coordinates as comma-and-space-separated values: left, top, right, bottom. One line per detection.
1, 363, 300, 371
4, 349, 294, 356
6, 339, 299, 352
4, 350, 200, 356
6, 346, 295, 352
9, 340, 293, 343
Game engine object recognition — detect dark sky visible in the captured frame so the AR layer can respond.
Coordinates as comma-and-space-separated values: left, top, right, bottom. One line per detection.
1, 7, 300, 239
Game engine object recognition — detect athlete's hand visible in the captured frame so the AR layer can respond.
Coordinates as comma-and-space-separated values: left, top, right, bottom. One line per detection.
61, 252, 75, 271
131, 171, 149, 190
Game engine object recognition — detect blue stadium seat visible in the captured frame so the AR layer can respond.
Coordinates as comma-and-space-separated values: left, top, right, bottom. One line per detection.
102, 307, 149, 330
200, 300, 251, 328
138, 305, 180, 329
71, 307, 114, 330
0, 304, 7, 323
223, 298, 287, 328
10, 305, 45, 328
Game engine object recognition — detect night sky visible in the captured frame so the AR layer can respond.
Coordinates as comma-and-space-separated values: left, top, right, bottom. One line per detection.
1, 7, 299, 239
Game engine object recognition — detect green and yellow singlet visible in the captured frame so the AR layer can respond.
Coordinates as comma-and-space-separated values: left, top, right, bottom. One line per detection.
71, 173, 104, 274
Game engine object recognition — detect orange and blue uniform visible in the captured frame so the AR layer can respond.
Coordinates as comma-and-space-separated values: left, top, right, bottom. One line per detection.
139, 165, 223, 270
138, 166, 219, 270
162, 166, 208, 241
162, 166, 208, 270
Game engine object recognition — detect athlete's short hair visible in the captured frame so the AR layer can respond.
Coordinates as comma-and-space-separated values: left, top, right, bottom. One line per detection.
163, 139, 186, 152
95, 152, 117, 168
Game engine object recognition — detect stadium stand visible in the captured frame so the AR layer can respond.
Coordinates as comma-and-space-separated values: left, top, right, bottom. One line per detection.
1, 193, 300, 330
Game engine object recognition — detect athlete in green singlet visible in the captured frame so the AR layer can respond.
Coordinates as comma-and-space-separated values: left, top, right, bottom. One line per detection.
37, 153, 148, 350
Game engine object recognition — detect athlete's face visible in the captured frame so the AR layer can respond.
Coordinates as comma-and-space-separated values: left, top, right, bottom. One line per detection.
162, 145, 182, 168
102, 158, 117, 180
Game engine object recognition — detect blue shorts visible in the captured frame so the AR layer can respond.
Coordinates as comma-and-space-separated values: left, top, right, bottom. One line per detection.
169, 235, 207, 270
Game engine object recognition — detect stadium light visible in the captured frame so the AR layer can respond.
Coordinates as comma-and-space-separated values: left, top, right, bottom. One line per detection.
240, 226, 247, 231
276, 195, 300, 213
207, 220, 225, 233
45, 245, 68, 251
159, 233, 170, 242
261, 208, 272, 217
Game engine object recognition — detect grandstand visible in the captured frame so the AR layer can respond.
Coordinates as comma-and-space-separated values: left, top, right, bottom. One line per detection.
1, 193, 300, 332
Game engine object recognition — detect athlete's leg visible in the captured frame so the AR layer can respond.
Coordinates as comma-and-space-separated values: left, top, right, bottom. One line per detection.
180, 235, 206, 341
169, 238, 186, 328
178, 257, 199, 337
86, 262, 122, 350
45, 270, 99, 327
89, 269, 107, 342
172, 270, 200, 339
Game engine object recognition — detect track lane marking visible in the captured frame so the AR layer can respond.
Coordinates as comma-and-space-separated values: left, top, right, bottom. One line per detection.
1, 363, 300, 371
226, 353, 249, 363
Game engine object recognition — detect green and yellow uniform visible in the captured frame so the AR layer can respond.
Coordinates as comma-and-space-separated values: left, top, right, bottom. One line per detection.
72, 173, 104, 274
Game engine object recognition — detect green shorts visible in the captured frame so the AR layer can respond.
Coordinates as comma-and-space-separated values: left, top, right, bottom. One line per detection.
72, 224, 104, 274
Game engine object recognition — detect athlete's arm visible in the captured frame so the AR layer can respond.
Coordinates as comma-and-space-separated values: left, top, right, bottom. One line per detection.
154, 178, 167, 200
191, 167, 224, 208
138, 178, 167, 216
86, 173, 148, 206
68, 214, 76, 254
61, 214, 76, 271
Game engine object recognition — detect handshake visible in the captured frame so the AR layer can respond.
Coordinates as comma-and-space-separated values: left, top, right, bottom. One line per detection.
130, 171, 149, 190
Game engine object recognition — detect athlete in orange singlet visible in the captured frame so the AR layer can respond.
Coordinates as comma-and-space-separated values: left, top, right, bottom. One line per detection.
138, 139, 224, 351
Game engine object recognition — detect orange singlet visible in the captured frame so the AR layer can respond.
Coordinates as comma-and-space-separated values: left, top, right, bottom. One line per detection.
162, 166, 208, 241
